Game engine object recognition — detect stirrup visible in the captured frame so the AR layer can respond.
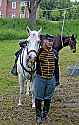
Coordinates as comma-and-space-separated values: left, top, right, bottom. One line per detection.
11, 64, 18, 76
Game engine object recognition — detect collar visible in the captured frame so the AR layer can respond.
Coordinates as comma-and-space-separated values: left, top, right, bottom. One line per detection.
44, 47, 52, 52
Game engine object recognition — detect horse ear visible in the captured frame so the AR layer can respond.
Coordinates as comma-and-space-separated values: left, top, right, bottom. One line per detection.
38, 28, 42, 33
27, 26, 31, 33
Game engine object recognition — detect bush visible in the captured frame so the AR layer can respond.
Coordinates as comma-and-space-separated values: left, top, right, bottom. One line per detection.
0, 29, 28, 40
0, 18, 79, 40
0, 18, 28, 30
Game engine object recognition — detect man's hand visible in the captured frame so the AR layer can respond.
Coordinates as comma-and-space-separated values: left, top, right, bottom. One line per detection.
55, 81, 60, 86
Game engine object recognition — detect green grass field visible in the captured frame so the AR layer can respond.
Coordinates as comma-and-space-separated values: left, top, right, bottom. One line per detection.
0, 40, 18, 93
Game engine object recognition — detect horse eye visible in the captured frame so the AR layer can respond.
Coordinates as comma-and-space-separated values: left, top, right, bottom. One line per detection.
33, 33, 35, 37
38, 34, 40, 37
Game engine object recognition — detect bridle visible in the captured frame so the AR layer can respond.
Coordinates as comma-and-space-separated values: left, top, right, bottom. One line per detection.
68, 38, 75, 48
62, 37, 71, 47
19, 39, 40, 80
61, 36, 76, 53
26, 39, 41, 59
19, 49, 31, 72
27, 49, 37, 57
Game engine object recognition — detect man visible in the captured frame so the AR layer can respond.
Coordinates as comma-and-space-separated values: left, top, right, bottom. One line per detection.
45, 34, 60, 86
33, 35, 56, 124
11, 39, 27, 76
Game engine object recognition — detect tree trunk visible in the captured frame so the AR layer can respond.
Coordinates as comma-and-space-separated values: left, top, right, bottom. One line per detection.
29, 0, 41, 25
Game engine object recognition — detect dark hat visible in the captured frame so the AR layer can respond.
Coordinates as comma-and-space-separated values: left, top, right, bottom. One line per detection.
45, 34, 53, 41
40, 34, 53, 41
40, 34, 47, 41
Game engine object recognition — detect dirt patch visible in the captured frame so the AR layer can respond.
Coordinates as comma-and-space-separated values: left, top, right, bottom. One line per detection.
0, 76, 79, 125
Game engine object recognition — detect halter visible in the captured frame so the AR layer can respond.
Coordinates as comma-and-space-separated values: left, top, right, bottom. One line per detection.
61, 36, 70, 47
19, 49, 32, 80
27, 49, 37, 56
19, 46, 37, 81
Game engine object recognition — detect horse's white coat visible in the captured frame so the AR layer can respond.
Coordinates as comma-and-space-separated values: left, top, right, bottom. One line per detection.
17, 27, 41, 106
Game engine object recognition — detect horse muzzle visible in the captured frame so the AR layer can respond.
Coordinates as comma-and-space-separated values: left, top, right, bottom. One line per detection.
72, 48, 76, 53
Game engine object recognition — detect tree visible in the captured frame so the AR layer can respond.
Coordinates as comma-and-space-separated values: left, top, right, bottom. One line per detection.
40, 0, 72, 20
50, 10, 61, 21
29, 0, 41, 25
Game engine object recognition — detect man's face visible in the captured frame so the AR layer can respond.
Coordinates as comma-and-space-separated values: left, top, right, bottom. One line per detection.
42, 39, 53, 49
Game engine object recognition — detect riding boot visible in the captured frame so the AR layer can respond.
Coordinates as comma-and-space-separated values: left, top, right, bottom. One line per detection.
35, 98, 42, 124
42, 99, 51, 121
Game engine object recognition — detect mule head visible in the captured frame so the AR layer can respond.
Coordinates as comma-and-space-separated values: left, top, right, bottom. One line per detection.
63, 34, 77, 53
69, 34, 77, 53
26, 26, 42, 60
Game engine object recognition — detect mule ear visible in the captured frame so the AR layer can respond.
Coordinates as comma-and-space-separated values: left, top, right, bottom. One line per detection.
27, 26, 31, 33
72, 34, 77, 39
38, 28, 42, 33
74, 34, 77, 39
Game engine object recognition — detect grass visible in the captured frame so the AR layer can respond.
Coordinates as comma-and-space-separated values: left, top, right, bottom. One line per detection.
0, 40, 18, 93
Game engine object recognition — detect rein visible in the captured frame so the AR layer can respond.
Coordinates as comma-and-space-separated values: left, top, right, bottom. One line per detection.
20, 49, 32, 75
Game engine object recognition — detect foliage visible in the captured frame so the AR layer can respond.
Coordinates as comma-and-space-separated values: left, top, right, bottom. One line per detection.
0, 18, 79, 40
50, 10, 61, 21
0, 18, 29, 40
0, 29, 27, 40
0, 18, 28, 30
39, 0, 79, 21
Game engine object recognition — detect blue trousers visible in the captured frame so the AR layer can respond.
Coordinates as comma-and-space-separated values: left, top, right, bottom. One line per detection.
32, 74, 56, 101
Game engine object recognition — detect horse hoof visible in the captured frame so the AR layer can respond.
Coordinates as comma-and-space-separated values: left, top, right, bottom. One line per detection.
18, 103, 22, 106
26, 92, 29, 96
32, 103, 35, 108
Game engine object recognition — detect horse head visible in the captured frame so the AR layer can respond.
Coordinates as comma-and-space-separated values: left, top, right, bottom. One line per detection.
26, 26, 42, 61
69, 34, 77, 53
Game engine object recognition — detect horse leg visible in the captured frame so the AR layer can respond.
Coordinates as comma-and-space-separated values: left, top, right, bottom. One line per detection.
31, 81, 35, 108
18, 74, 25, 106
26, 80, 30, 95
32, 94, 35, 108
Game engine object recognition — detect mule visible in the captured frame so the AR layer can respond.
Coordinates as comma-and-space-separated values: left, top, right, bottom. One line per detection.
17, 27, 41, 106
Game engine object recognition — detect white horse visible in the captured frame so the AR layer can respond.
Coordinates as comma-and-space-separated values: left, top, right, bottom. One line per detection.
17, 27, 41, 106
